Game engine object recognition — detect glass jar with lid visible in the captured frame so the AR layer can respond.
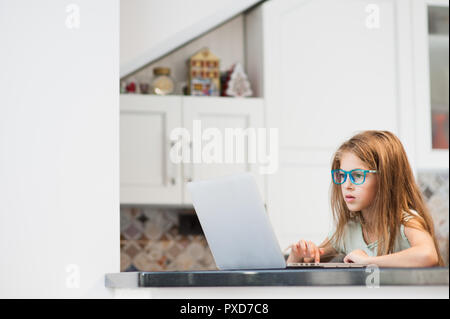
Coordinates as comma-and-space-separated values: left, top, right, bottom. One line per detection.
151, 67, 175, 95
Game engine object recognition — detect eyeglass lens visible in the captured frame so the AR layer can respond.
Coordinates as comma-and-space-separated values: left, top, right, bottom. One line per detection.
333, 170, 365, 184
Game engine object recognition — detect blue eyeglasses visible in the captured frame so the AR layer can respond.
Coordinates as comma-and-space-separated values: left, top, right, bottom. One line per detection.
331, 169, 377, 185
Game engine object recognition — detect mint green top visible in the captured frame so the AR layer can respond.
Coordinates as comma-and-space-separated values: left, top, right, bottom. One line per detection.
327, 210, 418, 256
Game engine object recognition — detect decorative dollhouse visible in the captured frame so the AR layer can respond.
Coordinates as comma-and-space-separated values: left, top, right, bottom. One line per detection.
188, 48, 220, 96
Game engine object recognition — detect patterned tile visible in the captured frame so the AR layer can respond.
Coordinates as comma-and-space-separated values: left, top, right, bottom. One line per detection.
130, 207, 140, 218
168, 226, 181, 240
133, 251, 163, 271
423, 187, 433, 200
120, 209, 132, 232
136, 213, 148, 224
124, 241, 141, 259
167, 242, 182, 258
144, 221, 164, 241
186, 241, 205, 260
417, 170, 449, 266
120, 251, 132, 271
125, 264, 139, 272
120, 206, 217, 271
138, 234, 149, 249
122, 222, 142, 240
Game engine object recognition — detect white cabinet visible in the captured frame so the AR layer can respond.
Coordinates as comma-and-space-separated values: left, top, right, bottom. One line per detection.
120, 94, 265, 205
182, 96, 265, 204
120, 95, 182, 204
246, 0, 403, 248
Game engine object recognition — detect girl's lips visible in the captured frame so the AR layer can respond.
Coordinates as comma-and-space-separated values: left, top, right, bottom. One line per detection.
345, 195, 356, 202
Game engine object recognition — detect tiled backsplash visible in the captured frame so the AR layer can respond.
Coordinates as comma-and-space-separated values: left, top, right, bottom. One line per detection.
417, 170, 449, 266
120, 207, 217, 272
121, 170, 449, 271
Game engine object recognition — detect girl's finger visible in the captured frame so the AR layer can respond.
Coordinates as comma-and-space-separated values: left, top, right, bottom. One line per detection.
308, 241, 315, 259
319, 248, 325, 254
295, 243, 301, 255
315, 246, 320, 263
311, 243, 319, 262
300, 240, 307, 257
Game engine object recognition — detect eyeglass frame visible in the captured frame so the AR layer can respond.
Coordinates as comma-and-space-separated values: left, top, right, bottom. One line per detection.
331, 169, 377, 185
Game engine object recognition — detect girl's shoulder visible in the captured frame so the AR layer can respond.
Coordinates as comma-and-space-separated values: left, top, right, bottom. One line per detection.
402, 209, 420, 221
401, 209, 426, 230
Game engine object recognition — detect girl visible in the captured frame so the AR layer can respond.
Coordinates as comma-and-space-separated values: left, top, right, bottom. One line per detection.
287, 130, 444, 267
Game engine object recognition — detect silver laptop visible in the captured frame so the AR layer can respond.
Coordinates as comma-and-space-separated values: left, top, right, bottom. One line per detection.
187, 172, 366, 270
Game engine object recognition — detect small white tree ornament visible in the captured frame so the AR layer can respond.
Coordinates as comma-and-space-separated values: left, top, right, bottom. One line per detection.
225, 63, 253, 97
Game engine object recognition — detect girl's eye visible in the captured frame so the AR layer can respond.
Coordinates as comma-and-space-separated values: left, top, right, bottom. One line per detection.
352, 172, 364, 181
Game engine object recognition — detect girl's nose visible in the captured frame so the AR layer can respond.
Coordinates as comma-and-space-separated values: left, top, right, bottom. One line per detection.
344, 177, 353, 189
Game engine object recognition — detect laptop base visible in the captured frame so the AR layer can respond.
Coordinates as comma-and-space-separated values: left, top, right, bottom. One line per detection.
287, 262, 367, 268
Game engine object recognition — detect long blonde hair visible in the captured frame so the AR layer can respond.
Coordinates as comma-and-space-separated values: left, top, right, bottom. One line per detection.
326, 130, 444, 266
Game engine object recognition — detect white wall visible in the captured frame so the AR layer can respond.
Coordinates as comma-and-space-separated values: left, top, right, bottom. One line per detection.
120, 0, 261, 77
0, 0, 119, 298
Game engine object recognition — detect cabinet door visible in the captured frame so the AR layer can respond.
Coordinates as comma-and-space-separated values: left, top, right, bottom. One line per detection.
182, 97, 265, 204
412, 0, 449, 169
120, 95, 182, 204
247, 0, 400, 248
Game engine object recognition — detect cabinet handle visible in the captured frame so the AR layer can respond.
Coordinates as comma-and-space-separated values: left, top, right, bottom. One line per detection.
168, 140, 177, 186
185, 141, 194, 183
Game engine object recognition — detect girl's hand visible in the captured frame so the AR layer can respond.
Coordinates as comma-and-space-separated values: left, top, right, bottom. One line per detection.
343, 249, 371, 264
286, 239, 325, 263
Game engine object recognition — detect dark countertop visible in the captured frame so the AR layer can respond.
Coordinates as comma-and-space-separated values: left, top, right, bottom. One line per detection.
105, 267, 449, 288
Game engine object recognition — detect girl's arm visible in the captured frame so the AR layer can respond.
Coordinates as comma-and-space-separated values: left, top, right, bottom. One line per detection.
365, 219, 439, 267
